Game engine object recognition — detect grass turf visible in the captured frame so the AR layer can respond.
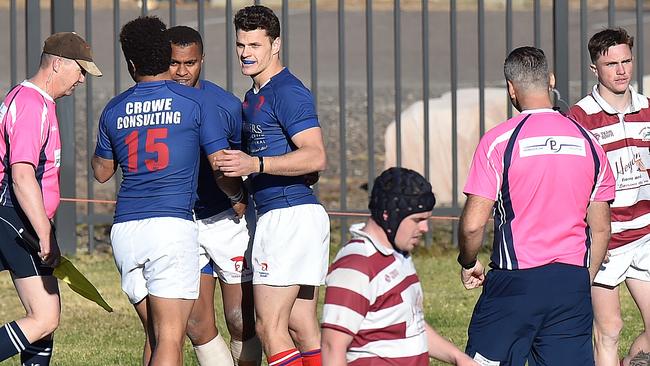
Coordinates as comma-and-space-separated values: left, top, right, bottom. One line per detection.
0, 247, 643, 365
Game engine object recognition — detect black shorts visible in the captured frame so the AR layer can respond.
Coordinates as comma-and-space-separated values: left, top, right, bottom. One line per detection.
0, 205, 54, 278
465, 263, 593, 366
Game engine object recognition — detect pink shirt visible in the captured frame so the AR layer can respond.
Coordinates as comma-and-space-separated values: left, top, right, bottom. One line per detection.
464, 109, 615, 270
0, 81, 61, 218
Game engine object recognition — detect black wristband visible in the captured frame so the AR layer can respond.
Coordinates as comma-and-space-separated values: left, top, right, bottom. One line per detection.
258, 156, 264, 173
457, 254, 477, 270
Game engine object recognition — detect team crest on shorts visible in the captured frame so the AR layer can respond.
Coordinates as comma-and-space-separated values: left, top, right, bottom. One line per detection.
230, 256, 249, 273
256, 260, 269, 277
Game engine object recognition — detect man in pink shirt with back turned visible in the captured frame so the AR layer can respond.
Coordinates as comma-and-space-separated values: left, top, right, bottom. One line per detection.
458, 46, 615, 365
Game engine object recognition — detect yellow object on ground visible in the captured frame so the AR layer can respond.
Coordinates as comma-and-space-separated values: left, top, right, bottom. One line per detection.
53, 256, 113, 312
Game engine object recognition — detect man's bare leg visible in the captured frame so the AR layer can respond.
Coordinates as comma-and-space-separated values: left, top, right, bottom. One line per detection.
148, 295, 195, 366
186, 274, 233, 366
254, 284, 299, 356
220, 279, 261, 366
593, 284, 623, 366
13, 275, 60, 343
622, 279, 650, 366
133, 297, 155, 366
288, 285, 320, 352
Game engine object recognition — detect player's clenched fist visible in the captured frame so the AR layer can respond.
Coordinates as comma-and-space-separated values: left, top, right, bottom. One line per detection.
460, 260, 485, 290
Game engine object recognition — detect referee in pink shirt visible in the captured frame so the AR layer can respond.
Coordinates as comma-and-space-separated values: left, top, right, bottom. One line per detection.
458, 46, 615, 365
0, 32, 101, 365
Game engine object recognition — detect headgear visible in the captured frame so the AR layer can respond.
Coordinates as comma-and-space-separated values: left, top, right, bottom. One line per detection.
369, 167, 436, 253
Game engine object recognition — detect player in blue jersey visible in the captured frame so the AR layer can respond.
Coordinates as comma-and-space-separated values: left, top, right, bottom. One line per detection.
215, 6, 329, 366
168, 25, 262, 366
92, 17, 245, 366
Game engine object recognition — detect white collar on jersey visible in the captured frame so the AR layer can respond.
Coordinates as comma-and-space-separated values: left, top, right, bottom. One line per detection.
520, 108, 557, 114
21, 80, 54, 103
252, 78, 271, 94
349, 223, 395, 256
252, 67, 287, 94
591, 84, 649, 115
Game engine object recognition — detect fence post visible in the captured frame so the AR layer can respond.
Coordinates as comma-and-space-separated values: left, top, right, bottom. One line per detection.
553, 0, 570, 110
51, 0, 77, 255
26, 0, 40, 77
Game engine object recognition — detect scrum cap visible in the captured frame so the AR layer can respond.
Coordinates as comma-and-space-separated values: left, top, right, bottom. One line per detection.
369, 167, 436, 250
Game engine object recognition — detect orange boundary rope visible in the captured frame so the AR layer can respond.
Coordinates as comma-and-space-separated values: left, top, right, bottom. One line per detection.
60, 198, 462, 221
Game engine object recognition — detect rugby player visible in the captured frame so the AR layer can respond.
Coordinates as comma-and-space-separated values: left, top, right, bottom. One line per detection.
167, 25, 261, 366
321, 167, 477, 366
92, 16, 243, 365
214, 5, 329, 366
569, 28, 650, 366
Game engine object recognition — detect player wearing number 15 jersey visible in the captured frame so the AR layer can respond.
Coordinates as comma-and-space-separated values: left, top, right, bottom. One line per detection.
91, 16, 244, 365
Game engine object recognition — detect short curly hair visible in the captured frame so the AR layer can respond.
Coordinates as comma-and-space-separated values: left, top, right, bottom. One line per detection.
234, 5, 280, 40
119, 16, 170, 77
168, 25, 203, 54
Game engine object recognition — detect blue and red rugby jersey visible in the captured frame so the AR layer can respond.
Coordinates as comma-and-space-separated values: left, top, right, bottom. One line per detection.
193, 80, 243, 220
242, 68, 321, 215
95, 80, 228, 223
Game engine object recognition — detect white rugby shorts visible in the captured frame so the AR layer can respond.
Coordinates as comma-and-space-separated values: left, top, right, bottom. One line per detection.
252, 204, 330, 286
198, 208, 254, 284
110, 217, 199, 304
594, 234, 650, 287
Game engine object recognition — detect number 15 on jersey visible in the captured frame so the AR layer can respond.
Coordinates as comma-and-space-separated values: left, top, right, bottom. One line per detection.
124, 128, 169, 172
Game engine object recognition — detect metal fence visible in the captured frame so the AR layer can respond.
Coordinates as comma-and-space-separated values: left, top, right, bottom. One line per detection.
2, 0, 648, 253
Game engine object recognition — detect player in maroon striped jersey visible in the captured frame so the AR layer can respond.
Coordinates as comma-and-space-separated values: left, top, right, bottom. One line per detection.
321, 167, 476, 366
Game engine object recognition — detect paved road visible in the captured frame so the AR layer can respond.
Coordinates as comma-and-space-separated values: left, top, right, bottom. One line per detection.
0, 5, 648, 101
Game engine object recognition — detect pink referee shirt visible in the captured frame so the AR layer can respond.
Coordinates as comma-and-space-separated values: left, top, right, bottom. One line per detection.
464, 109, 615, 270
0, 81, 61, 219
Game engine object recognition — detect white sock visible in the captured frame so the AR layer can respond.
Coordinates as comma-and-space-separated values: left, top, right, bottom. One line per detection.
230, 336, 262, 366
194, 333, 234, 366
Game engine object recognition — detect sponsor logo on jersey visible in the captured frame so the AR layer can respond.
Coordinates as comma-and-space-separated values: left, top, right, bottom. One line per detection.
54, 149, 61, 168
519, 136, 586, 157
384, 269, 400, 282
640, 127, 650, 142
593, 129, 614, 142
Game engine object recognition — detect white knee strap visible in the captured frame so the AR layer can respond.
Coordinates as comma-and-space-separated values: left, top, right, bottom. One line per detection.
194, 333, 234, 366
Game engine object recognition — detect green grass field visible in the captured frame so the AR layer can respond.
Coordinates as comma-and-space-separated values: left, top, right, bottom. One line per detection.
0, 246, 644, 365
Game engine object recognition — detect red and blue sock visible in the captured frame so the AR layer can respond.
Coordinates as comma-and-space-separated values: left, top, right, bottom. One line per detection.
301, 348, 321, 366
268, 348, 303, 366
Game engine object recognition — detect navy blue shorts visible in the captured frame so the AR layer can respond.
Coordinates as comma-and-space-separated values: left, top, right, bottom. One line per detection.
465, 263, 594, 366
0, 205, 54, 278
201, 259, 215, 275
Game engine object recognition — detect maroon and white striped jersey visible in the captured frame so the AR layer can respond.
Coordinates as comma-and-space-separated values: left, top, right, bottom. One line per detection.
322, 224, 429, 366
569, 86, 650, 250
